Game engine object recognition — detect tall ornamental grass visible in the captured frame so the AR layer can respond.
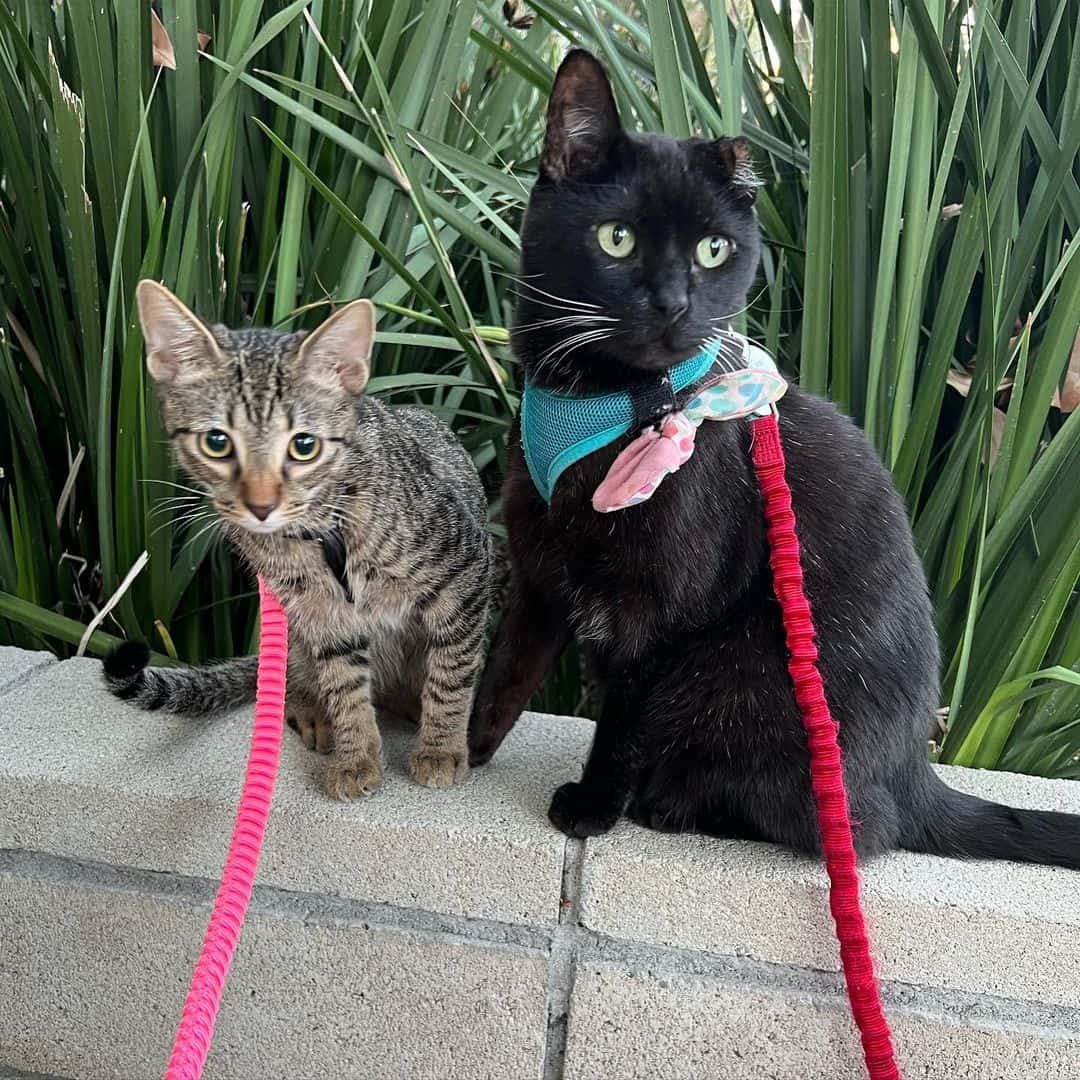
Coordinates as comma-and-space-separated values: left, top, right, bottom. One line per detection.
0, 1, 1077, 773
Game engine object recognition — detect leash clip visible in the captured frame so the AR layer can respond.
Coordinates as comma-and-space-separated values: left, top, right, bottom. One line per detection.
630, 371, 678, 432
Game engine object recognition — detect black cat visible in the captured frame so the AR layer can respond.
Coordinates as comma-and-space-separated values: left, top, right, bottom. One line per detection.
468, 49, 1079, 869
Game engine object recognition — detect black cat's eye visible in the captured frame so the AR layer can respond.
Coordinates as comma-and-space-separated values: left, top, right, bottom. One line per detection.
696, 235, 734, 268
288, 433, 322, 463
198, 429, 234, 459
597, 221, 636, 258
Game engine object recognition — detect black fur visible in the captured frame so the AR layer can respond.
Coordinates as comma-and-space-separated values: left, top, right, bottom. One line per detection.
103, 641, 151, 685
103, 641, 170, 709
469, 50, 1080, 871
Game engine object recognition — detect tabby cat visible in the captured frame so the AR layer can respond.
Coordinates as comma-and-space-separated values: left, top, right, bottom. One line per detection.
468, 50, 1080, 870
105, 282, 491, 800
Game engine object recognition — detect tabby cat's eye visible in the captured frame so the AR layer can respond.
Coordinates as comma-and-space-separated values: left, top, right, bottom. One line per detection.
288, 433, 322, 462
597, 222, 636, 258
199, 430, 233, 459
696, 235, 734, 268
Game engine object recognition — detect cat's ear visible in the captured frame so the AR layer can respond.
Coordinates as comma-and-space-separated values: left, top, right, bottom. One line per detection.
712, 137, 760, 202
541, 49, 621, 180
136, 280, 224, 385
297, 298, 374, 396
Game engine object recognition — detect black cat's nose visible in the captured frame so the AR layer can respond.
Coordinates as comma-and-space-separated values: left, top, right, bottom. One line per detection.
245, 501, 277, 521
651, 289, 689, 326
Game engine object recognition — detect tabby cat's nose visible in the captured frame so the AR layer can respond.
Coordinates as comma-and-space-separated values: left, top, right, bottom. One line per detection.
245, 501, 277, 522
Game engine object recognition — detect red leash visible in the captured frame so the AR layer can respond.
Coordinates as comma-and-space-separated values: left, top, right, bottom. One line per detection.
750, 411, 901, 1080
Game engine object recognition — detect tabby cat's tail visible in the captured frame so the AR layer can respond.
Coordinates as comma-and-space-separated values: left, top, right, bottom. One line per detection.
103, 642, 258, 717
901, 762, 1080, 871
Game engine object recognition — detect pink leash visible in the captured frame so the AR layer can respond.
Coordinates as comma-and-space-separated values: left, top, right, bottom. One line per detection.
751, 412, 901, 1079
164, 577, 288, 1080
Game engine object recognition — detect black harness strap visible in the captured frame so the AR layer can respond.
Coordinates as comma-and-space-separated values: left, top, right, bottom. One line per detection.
296, 524, 354, 603
628, 371, 678, 430
627, 363, 726, 432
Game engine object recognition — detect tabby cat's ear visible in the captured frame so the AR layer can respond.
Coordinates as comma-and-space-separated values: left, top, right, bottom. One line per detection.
541, 49, 621, 181
297, 298, 374, 396
713, 137, 760, 203
136, 280, 224, 385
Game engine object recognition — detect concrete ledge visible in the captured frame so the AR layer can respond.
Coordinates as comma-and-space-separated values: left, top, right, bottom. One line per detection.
0, 653, 592, 928
0, 647, 55, 694
0, 858, 548, 1080
579, 767, 1080, 1008
2, 646, 1079, 1079
564, 963, 1080, 1080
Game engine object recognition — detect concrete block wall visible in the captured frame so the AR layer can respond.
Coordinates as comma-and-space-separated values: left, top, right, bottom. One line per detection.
1, 644, 1079, 1079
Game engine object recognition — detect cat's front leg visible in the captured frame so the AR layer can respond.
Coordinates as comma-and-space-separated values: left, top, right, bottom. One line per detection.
549, 678, 644, 838
411, 577, 489, 788
313, 636, 384, 801
409, 632, 481, 789
469, 573, 570, 765
286, 639, 333, 753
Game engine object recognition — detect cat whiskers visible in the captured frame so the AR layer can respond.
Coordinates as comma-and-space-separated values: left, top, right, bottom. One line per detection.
535, 325, 624, 386
149, 495, 202, 518
700, 330, 749, 375
506, 274, 604, 314
182, 515, 224, 551
513, 312, 618, 335
139, 478, 211, 498
151, 505, 217, 539
709, 282, 770, 326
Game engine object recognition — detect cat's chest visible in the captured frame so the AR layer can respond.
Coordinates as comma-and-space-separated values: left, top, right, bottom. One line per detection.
513, 423, 759, 658
239, 536, 418, 636
546, 476, 709, 652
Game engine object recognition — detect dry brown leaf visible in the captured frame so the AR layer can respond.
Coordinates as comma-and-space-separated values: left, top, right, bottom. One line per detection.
1059, 329, 1080, 413
946, 366, 1014, 397
150, 10, 175, 69
151, 8, 211, 69
989, 407, 1007, 470
946, 368, 972, 395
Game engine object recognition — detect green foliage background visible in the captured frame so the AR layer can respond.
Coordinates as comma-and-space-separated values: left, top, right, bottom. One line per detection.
0, 0, 1077, 774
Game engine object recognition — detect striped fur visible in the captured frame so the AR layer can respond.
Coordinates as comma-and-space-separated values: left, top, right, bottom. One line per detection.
104, 643, 257, 715
107, 286, 492, 799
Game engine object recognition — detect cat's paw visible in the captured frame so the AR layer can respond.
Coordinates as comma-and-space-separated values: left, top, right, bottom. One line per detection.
467, 699, 509, 766
325, 757, 383, 802
548, 782, 621, 838
287, 703, 334, 754
467, 719, 504, 767
468, 737, 497, 768
628, 798, 694, 834
409, 747, 468, 789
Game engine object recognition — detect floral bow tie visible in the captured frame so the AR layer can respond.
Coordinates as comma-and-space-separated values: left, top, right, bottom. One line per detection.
592, 340, 788, 512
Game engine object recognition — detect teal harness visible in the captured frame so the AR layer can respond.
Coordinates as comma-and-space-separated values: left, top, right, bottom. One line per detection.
520, 347, 716, 502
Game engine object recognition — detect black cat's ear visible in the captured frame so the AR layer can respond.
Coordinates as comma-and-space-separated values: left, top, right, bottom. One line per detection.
541, 49, 621, 180
713, 137, 760, 202
136, 280, 225, 385
297, 298, 374, 396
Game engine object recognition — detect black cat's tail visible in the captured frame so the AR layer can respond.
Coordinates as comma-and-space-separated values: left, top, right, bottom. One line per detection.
900, 763, 1080, 871
103, 641, 258, 717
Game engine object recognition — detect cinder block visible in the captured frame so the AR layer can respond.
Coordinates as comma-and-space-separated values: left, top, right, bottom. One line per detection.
0, 656, 593, 927
0, 868, 549, 1080
579, 766, 1080, 1007
562, 963, 1080, 1080
0, 647, 55, 695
